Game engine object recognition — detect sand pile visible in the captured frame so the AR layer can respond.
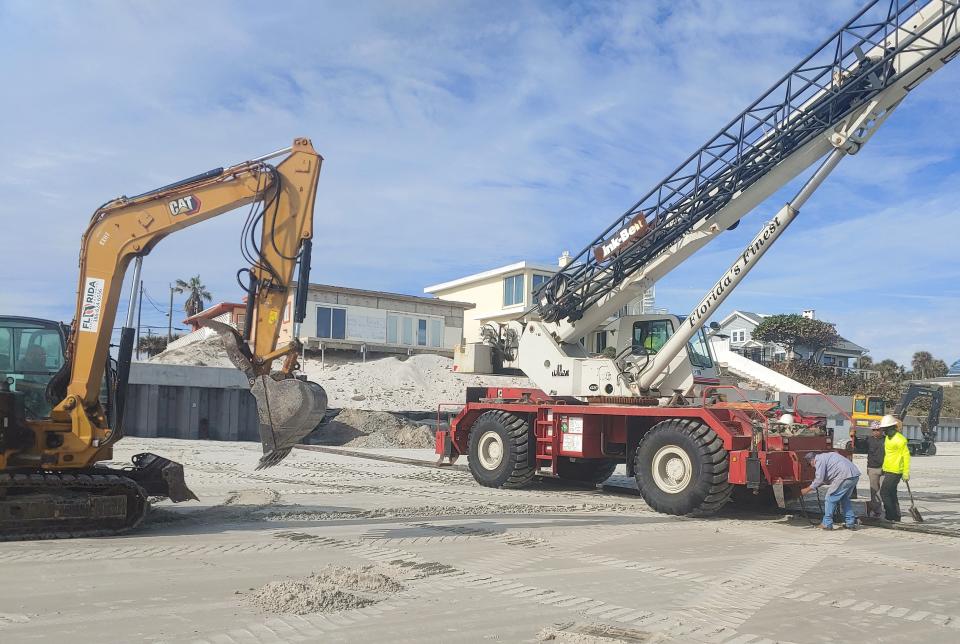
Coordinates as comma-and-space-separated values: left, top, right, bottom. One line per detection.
308, 409, 435, 448
248, 564, 405, 615
151, 334, 232, 368
152, 336, 532, 412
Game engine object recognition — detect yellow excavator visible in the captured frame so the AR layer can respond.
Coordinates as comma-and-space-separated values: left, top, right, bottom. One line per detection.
0, 138, 328, 539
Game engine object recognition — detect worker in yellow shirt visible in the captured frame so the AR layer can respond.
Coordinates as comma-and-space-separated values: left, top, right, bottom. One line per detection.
878, 414, 911, 522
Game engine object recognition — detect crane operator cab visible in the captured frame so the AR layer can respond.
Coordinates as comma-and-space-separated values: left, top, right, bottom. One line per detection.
606, 314, 720, 396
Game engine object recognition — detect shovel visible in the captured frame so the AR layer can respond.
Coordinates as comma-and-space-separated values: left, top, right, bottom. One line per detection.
904, 480, 923, 523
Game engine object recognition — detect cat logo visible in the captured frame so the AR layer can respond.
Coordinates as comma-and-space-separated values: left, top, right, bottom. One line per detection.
168, 195, 201, 216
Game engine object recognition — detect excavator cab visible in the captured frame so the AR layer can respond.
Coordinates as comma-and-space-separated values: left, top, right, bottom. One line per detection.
0, 317, 66, 420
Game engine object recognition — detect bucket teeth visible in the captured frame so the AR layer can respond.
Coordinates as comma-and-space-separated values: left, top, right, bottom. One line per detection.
256, 448, 293, 470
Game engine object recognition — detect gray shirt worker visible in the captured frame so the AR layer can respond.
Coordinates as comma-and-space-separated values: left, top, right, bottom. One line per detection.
808, 451, 861, 495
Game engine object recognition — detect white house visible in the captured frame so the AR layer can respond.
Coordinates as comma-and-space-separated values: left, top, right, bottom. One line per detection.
277, 283, 474, 357
714, 309, 869, 371
424, 260, 560, 343
424, 252, 657, 350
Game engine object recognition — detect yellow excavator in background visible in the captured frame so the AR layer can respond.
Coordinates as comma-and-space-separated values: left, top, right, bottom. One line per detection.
0, 138, 328, 539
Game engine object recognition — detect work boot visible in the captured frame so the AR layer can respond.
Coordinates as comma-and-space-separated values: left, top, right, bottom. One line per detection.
817, 524, 833, 531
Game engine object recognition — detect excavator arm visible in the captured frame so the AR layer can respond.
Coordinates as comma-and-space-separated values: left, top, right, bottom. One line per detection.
42, 138, 325, 473
894, 383, 943, 441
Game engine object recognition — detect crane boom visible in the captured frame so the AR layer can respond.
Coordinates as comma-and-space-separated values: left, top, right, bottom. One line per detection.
517, 0, 960, 399
535, 0, 960, 345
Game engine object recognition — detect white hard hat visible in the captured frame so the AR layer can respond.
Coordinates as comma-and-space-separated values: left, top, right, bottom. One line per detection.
879, 414, 901, 429
778, 413, 795, 425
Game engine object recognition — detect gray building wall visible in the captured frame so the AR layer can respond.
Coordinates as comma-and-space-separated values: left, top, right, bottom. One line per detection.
122, 363, 259, 442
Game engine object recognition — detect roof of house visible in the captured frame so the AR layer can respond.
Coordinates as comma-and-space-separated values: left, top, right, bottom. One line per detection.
301, 282, 475, 309
830, 336, 868, 354
717, 310, 767, 327
183, 301, 244, 324
424, 261, 558, 294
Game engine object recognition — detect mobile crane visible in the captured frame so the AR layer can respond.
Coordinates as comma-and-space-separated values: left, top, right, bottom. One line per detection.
0, 138, 327, 539
437, 0, 960, 516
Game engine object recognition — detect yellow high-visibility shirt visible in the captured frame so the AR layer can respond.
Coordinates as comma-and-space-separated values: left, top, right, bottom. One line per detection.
883, 431, 911, 479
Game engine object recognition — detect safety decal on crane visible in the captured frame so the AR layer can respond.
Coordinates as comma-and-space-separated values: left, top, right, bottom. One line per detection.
168, 195, 202, 217
79, 277, 105, 333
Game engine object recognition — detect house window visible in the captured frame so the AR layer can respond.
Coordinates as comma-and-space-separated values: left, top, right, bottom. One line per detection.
430, 319, 443, 348
596, 331, 607, 352
417, 319, 427, 346
386, 314, 398, 344
316, 306, 346, 339
402, 317, 413, 345
731, 329, 745, 343
234, 313, 246, 334
503, 274, 524, 306
823, 355, 835, 366
532, 274, 551, 294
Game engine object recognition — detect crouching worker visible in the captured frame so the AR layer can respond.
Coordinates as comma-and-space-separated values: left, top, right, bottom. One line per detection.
800, 451, 861, 530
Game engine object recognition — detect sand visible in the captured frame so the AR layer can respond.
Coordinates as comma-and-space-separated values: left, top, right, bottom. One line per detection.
151, 335, 533, 412
307, 409, 435, 449
248, 564, 406, 615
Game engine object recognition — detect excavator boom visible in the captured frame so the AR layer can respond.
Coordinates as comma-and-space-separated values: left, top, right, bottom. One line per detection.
0, 138, 327, 539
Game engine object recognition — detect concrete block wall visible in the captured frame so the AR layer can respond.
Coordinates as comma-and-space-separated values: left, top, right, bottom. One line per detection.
122, 363, 259, 442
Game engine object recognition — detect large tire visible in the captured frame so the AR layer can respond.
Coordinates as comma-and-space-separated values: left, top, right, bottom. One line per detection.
467, 411, 535, 489
925, 443, 937, 456
634, 418, 732, 516
556, 457, 617, 484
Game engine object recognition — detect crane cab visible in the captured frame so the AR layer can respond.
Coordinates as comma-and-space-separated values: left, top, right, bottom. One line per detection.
602, 314, 720, 394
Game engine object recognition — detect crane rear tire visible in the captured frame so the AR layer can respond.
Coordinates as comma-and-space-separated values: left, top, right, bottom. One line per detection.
634, 418, 732, 516
467, 411, 535, 489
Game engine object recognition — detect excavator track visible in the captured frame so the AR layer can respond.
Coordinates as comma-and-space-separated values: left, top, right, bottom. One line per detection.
0, 472, 148, 541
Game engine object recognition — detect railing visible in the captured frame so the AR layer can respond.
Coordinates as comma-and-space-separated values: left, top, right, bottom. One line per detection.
742, 356, 879, 379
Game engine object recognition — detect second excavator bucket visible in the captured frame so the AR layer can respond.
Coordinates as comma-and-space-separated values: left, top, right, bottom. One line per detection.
198, 318, 328, 469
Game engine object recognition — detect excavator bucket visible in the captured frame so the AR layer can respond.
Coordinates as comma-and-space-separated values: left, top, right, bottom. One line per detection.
128, 452, 199, 502
252, 376, 328, 469
198, 318, 328, 469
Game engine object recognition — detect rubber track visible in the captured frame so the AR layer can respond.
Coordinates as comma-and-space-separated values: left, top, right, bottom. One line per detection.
0, 472, 148, 541
637, 418, 733, 516
478, 410, 535, 489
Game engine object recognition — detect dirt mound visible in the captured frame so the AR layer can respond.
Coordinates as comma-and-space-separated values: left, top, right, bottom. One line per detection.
307, 409, 435, 448
248, 564, 405, 615
151, 334, 533, 412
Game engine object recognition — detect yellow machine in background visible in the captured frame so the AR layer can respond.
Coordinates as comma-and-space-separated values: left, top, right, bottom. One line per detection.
0, 138, 328, 539
851, 394, 886, 431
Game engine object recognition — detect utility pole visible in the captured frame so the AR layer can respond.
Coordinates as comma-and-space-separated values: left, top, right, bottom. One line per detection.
168, 283, 174, 341
136, 279, 143, 360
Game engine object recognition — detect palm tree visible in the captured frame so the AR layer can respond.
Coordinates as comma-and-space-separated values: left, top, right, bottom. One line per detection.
911, 351, 934, 379
174, 275, 213, 317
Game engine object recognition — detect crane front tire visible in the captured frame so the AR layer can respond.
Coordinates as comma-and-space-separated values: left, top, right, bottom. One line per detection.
634, 419, 732, 516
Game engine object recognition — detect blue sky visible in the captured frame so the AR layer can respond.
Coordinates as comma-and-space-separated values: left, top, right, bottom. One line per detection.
2, 1, 958, 366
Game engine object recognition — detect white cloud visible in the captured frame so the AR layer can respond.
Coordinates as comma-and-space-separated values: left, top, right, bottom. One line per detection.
1, 1, 958, 362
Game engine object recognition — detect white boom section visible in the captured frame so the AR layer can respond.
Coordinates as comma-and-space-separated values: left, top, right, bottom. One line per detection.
636, 148, 846, 389
547, 0, 960, 346
517, 0, 960, 399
